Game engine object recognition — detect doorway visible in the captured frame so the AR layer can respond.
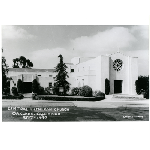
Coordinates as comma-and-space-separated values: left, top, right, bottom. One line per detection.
114, 80, 122, 93
23, 82, 32, 93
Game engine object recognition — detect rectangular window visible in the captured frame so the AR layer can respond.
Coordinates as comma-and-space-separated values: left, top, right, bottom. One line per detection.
71, 69, 74, 72
49, 82, 52, 88
49, 75, 52, 77
38, 75, 41, 76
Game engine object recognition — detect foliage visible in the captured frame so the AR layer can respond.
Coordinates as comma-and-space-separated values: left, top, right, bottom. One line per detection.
79, 85, 92, 97
144, 89, 149, 99
54, 54, 70, 95
105, 78, 110, 95
2, 48, 10, 94
32, 79, 47, 95
17, 79, 23, 93
93, 90, 105, 97
2, 94, 24, 99
32, 95, 104, 101
32, 79, 40, 94
44, 87, 53, 95
38, 86, 45, 95
71, 87, 80, 96
66, 90, 72, 96
32, 93, 38, 100
11, 87, 18, 96
12, 56, 33, 68
135, 76, 149, 99
52, 84, 59, 95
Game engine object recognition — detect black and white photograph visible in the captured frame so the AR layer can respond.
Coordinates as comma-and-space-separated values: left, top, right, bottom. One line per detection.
2, 25, 149, 122
0, 1, 150, 150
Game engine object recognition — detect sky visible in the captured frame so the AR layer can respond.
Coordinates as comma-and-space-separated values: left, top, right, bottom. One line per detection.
2, 25, 149, 75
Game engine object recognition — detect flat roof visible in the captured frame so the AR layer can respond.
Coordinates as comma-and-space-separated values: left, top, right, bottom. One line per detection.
8, 68, 55, 72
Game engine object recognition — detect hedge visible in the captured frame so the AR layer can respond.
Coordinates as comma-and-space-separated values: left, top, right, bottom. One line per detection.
2, 94, 24, 99
32, 95, 105, 101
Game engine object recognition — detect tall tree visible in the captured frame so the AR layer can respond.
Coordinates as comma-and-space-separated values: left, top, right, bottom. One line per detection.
2, 48, 10, 94
54, 54, 70, 95
13, 58, 19, 68
12, 56, 33, 68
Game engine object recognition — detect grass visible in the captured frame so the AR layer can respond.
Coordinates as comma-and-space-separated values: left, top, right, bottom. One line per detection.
2, 104, 149, 121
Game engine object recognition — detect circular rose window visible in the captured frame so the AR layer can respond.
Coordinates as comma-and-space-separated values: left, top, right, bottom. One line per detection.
113, 59, 123, 71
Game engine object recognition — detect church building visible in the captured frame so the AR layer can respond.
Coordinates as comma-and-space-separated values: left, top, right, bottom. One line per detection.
8, 51, 138, 95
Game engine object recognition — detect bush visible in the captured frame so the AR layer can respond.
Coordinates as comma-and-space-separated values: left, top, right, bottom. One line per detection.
71, 87, 80, 96
18, 93, 24, 99
44, 87, 53, 95
32, 95, 105, 101
144, 89, 149, 99
17, 79, 23, 93
52, 83, 59, 95
79, 85, 92, 97
93, 90, 105, 97
38, 86, 45, 95
3, 80, 10, 95
78, 87, 82, 96
66, 90, 72, 96
2, 93, 24, 99
32, 79, 40, 94
105, 78, 110, 95
11, 87, 18, 96
32, 93, 38, 100
135, 76, 149, 94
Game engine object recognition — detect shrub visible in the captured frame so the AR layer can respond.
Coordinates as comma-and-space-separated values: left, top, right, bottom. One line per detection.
144, 89, 149, 99
11, 87, 18, 96
38, 86, 45, 95
32, 93, 38, 100
93, 90, 105, 97
3, 80, 10, 95
17, 79, 23, 93
135, 76, 149, 94
105, 78, 110, 95
71, 87, 79, 96
66, 90, 72, 96
80, 85, 92, 97
32, 79, 39, 94
45, 87, 50, 94
18, 93, 24, 99
52, 83, 59, 95
78, 87, 82, 96
32, 95, 105, 101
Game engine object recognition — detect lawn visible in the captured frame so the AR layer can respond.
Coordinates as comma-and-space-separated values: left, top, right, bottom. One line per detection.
2, 101, 149, 121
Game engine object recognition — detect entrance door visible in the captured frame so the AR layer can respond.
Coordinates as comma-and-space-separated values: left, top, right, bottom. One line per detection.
114, 80, 122, 93
23, 82, 32, 93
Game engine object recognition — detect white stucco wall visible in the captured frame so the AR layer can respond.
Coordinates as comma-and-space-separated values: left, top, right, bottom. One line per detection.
110, 53, 129, 94
109, 52, 138, 95
8, 52, 138, 95
129, 57, 138, 94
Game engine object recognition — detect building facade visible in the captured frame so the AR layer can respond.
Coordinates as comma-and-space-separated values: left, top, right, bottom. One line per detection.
8, 52, 138, 95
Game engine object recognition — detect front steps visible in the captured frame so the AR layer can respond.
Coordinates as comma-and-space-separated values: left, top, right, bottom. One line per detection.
113, 94, 146, 100
23, 93, 32, 98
